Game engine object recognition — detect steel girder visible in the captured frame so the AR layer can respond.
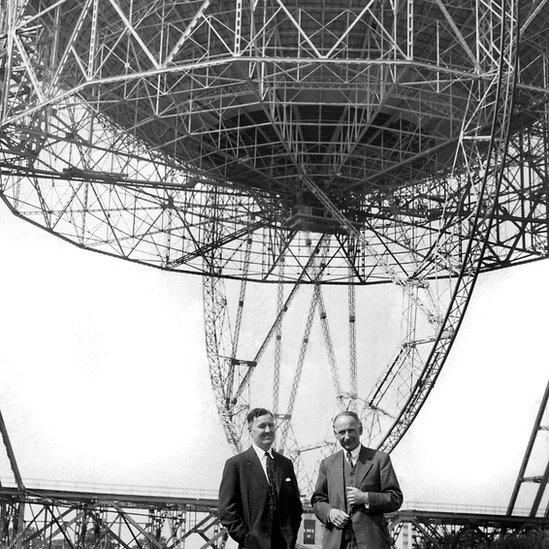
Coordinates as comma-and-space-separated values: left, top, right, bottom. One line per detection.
1, 487, 548, 549
0, 487, 225, 549
389, 508, 549, 548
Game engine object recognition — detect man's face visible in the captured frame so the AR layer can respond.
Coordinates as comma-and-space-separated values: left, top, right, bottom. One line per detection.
333, 415, 362, 452
249, 414, 276, 450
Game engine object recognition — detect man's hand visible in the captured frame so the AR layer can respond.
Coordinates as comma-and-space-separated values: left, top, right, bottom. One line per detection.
328, 508, 350, 529
346, 486, 368, 506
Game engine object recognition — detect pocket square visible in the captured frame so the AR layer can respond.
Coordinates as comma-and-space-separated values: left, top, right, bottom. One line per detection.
285, 478, 291, 482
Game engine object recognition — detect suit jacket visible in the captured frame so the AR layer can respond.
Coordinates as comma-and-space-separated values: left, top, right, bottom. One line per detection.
311, 445, 402, 549
218, 447, 303, 549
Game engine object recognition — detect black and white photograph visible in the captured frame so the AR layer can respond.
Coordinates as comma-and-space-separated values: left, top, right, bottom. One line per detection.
0, 2, 548, 548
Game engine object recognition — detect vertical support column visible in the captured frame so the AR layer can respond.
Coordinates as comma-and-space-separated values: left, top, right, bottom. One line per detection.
87, 0, 99, 80
406, 0, 414, 61
406, 0, 414, 60
0, 0, 17, 123
475, 0, 480, 70
542, 45, 549, 255
348, 267, 357, 411
50, 4, 61, 89
273, 259, 284, 416
435, 20, 440, 92
234, 0, 243, 55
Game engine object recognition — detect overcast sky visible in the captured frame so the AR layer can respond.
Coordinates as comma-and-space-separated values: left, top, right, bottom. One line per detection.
0, 201, 547, 512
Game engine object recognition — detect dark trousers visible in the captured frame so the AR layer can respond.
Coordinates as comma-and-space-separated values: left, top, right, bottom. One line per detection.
271, 525, 287, 549
270, 509, 288, 549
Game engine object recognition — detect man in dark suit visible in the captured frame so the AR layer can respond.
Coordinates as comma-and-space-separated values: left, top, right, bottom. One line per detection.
218, 407, 303, 548
311, 411, 403, 549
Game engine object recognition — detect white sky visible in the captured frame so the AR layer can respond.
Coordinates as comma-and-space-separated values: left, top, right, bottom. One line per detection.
0, 201, 547, 511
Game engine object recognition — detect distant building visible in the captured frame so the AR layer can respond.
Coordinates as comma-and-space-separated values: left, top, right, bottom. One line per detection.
393, 521, 412, 549
297, 511, 323, 548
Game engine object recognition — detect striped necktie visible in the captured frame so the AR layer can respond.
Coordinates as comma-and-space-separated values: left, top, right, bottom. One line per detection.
265, 452, 276, 487
346, 451, 355, 515
346, 450, 354, 469
265, 452, 278, 511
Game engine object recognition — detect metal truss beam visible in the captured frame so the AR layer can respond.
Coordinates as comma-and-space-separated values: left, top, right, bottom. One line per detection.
3, 487, 548, 549
0, 487, 224, 549
390, 508, 549, 548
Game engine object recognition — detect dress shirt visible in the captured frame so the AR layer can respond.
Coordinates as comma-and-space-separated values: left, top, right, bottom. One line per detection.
346, 445, 361, 468
346, 444, 370, 509
328, 445, 369, 524
251, 443, 275, 483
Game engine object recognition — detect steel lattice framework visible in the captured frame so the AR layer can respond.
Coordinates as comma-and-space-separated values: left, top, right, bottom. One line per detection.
1, 1, 548, 281
1, 0, 549, 493
0, 487, 548, 549
0, 487, 226, 549
389, 508, 549, 547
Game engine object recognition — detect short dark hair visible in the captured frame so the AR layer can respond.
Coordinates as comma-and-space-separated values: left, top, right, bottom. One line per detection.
332, 410, 361, 427
247, 407, 274, 424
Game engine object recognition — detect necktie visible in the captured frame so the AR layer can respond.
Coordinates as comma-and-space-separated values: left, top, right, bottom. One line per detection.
265, 452, 278, 511
265, 452, 276, 487
346, 451, 354, 515
346, 451, 354, 469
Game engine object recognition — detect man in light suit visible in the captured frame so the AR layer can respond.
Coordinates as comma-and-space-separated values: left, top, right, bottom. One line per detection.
311, 411, 403, 549
218, 407, 303, 549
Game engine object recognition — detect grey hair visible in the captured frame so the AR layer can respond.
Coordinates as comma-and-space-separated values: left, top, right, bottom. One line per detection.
332, 410, 361, 427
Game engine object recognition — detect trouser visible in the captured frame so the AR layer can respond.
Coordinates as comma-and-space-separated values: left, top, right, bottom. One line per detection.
271, 526, 287, 549
271, 509, 288, 549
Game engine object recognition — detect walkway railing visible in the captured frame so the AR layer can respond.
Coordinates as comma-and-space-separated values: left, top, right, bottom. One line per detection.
1, 477, 533, 516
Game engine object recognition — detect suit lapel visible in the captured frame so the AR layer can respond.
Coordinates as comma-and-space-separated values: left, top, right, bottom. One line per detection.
245, 447, 269, 489
354, 445, 374, 488
327, 450, 346, 508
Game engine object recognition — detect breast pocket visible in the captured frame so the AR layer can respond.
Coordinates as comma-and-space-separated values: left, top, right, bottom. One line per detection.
279, 477, 299, 515
279, 477, 291, 491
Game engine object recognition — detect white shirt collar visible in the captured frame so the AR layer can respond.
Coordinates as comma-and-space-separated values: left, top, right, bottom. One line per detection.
252, 443, 274, 460
346, 444, 361, 461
